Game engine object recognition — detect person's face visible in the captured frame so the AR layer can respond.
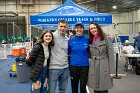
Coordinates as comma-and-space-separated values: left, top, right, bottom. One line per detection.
58, 22, 67, 34
75, 25, 84, 36
125, 42, 129, 46
89, 24, 98, 36
43, 32, 52, 43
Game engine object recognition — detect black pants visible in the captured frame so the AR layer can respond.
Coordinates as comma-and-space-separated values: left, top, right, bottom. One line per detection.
128, 57, 136, 66
70, 66, 89, 93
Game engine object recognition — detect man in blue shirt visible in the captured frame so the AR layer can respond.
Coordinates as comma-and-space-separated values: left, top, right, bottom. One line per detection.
68, 22, 89, 93
134, 32, 140, 52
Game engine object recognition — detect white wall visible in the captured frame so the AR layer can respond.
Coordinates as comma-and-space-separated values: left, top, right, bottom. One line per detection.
102, 10, 140, 36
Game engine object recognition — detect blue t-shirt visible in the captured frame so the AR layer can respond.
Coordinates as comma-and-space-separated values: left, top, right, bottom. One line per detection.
68, 35, 89, 66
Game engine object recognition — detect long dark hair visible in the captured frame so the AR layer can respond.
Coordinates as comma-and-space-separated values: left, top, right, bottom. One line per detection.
88, 22, 106, 44
38, 30, 55, 47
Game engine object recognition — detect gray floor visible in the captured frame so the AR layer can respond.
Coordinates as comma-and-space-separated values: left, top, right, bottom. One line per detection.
88, 76, 140, 93
107, 57, 140, 93
110, 76, 140, 93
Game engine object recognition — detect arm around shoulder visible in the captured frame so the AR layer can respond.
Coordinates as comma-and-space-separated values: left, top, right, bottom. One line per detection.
26, 43, 42, 67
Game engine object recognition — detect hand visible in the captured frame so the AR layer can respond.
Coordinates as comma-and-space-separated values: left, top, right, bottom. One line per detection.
32, 81, 41, 89
26, 50, 31, 60
44, 79, 48, 87
110, 74, 116, 78
123, 50, 128, 54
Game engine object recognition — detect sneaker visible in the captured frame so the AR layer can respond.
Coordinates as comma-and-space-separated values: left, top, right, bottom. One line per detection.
128, 65, 132, 70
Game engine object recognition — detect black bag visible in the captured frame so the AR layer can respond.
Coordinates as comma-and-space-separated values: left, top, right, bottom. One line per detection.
135, 61, 140, 75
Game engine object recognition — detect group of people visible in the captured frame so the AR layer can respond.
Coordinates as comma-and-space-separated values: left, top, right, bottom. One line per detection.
26, 20, 116, 93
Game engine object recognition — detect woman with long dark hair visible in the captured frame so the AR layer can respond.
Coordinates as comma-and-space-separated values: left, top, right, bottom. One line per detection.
87, 22, 115, 93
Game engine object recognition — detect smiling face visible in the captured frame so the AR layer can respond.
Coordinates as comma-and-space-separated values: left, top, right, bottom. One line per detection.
43, 32, 52, 43
89, 24, 98, 36
58, 22, 67, 35
75, 25, 84, 36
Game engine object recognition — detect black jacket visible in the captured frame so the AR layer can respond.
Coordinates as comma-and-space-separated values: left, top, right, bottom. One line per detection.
26, 43, 51, 82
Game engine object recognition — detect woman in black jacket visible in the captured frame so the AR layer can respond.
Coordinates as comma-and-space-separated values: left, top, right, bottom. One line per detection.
26, 30, 54, 93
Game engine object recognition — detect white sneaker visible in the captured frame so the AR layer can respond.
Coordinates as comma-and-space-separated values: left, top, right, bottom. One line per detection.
128, 65, 132, 70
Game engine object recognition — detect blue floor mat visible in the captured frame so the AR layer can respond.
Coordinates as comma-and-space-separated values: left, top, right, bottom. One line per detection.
0, 55, 30, 93
0, 55, 72, 93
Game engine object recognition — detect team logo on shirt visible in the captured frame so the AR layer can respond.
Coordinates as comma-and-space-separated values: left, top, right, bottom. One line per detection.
84, 44, 88, 48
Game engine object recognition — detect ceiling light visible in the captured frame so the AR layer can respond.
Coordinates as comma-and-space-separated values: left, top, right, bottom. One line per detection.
112, 5, 117, 9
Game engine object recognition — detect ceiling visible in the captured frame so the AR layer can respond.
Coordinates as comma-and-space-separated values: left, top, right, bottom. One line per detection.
1, 0, 140, 13
70, 0, 140, 13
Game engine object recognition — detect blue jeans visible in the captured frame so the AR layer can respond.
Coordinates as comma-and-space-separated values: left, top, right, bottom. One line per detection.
48, 68, 69, 93
94, 90, 108, 93
128, 57, 136, 66
137, 47, 140, 52
31, 67, 48, 93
